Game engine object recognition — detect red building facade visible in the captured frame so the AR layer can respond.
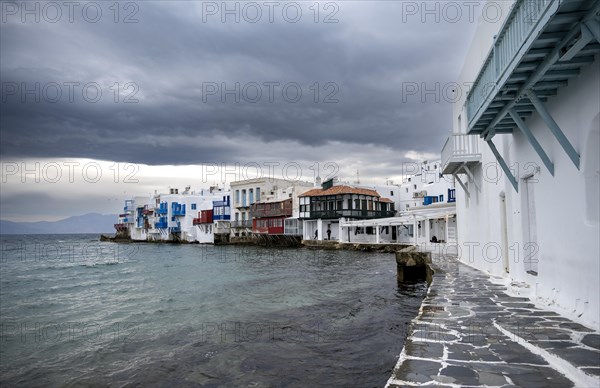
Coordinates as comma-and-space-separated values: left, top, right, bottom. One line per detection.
251, 198, 292, 234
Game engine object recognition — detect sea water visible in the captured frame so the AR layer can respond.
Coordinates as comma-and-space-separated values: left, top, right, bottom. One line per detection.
0, 234, 426, 387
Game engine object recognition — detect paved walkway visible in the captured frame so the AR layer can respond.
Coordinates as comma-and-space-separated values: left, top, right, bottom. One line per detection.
387, 256, 600, 388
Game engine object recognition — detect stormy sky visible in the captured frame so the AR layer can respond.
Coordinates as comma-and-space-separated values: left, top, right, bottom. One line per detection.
1, 1, 493, 221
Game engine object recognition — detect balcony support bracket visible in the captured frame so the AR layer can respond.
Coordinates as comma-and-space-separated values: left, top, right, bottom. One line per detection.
584, 18, 600, 44
462, 163, 480, 192
453, 174, 470, 199
486, 139, 519, 193
508, 108, 555, 176
526, 90, 580, 169
559, 23, 594, 62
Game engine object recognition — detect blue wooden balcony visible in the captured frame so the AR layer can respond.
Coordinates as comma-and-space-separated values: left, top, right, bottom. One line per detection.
156, 202, 168, 215
460, 0, 599, 192
155, 218, 168, 229
466, 0, 600, 135
171, 202, 186, 216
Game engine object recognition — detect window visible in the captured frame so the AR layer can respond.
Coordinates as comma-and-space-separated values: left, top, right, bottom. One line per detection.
439, 195, 444, 202
414, 184, 417, 190
406, 188, 409, 193
191, 204, 197, 210
171, 216, 175, 221
256, 188, 261, 202
235, 190, 240, 204
390, 191, 394, 196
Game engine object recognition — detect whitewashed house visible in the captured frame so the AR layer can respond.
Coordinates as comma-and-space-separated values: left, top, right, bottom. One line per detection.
398, 160, 454, 211
230, 178, 313, 238
442, 0, 600, 329
117, 186, 231, 243
338, 161, 456, 246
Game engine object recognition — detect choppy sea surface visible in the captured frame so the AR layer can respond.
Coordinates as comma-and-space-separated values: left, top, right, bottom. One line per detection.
0, 234, 427, 387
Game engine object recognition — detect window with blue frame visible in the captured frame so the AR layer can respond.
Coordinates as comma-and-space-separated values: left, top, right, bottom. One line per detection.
172, 216, 175, 221
191, 203, 196, 210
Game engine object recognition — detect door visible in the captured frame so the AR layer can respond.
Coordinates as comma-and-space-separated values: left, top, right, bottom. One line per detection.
500, 193, 509, 274
522, 176, 538, 275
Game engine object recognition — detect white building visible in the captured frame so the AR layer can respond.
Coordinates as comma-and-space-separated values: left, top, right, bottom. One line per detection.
230, 178, 313, 237
442, 0, 600, 329
337, 161, 457, 247
118, 186, 230, 243
398, 160, 454, 211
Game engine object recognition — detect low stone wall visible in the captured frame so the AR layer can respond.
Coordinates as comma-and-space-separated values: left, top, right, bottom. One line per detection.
302, 240, 410, 253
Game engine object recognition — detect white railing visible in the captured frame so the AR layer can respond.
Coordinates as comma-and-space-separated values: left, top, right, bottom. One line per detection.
466, 0, 555, 127
441, 134, 481, 172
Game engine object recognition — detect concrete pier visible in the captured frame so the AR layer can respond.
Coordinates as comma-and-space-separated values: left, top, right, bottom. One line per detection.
387, 255, 600, 387
395, 246, 433, 283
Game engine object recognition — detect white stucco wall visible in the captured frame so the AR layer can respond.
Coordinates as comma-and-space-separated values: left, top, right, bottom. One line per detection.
451, 8, 600, 329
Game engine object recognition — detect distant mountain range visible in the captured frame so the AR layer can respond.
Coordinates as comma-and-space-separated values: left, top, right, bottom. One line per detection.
0, 213, 118, 235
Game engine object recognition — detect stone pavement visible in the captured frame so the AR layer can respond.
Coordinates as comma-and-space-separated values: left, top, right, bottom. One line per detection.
387, 256, 600, 388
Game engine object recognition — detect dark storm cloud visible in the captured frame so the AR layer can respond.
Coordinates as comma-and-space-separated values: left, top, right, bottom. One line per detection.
0, 1, 477, 165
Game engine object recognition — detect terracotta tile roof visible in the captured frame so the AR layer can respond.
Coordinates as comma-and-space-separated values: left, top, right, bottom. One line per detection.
299, 185, 381, 198
379, 197, 394, 203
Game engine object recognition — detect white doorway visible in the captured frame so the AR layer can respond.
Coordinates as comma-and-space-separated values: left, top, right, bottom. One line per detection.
522, 175, 538, 275
500, 192, 509, 274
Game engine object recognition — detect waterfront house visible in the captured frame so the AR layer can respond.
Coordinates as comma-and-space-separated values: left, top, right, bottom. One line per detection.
116, 186, 231, 243
299, 178, 396, 241
442, 0, 600, 329
251, 198, 292, 235
338, 162, 457, 246
230, 178, 313, 238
